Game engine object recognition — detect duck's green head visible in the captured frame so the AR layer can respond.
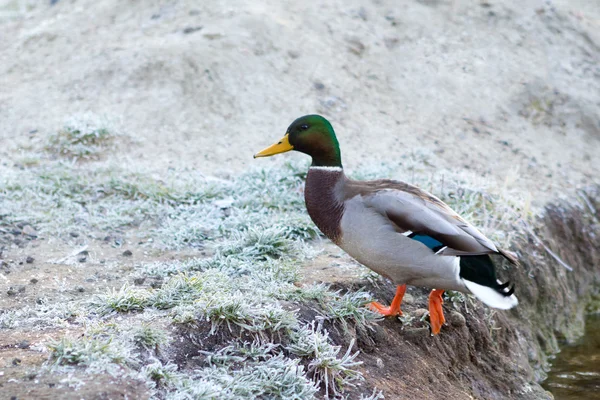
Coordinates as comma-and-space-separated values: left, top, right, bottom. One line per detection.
254, 115, 342, 167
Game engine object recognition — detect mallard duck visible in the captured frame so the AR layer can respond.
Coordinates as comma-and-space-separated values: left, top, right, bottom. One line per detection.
254, 115, 518, 335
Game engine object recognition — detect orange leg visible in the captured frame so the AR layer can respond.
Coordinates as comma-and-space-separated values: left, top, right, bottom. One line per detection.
428, 289, 446, 335
369, 284, 407, 317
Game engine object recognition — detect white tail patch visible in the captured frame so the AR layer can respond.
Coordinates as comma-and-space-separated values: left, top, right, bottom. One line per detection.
462, 279, 518, 310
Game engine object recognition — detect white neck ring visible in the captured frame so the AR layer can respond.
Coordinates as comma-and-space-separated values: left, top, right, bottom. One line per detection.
309, 166, 343, 172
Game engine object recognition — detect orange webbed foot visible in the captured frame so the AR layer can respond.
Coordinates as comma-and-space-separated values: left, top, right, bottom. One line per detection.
368, 284, 406, 317
428, 289, 446, 335
368, 301, 403, 316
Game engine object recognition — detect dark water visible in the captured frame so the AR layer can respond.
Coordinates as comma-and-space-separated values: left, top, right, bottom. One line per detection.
543, 314, 600, 399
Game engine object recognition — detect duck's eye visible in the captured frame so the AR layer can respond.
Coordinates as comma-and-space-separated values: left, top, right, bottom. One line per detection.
300, 124, 309, 131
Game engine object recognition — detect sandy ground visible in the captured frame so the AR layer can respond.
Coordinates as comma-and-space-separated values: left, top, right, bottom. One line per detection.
1, 0, 599, 202
1, 1, 600, 399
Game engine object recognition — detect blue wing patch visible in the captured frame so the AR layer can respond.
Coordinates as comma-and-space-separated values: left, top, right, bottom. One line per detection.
408, 233, 444, 250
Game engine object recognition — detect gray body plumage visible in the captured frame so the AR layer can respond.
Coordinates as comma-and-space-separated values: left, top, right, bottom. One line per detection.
339, 196, 466, 292
304, 167, 518, 308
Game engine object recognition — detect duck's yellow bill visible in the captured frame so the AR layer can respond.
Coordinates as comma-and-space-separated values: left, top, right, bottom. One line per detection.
254, 134, 293, 158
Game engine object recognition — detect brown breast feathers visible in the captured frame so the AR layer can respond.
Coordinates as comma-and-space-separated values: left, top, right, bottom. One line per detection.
304, 168, 345, 244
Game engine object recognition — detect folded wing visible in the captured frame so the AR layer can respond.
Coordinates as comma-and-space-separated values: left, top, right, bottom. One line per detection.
353, 180, 515, 262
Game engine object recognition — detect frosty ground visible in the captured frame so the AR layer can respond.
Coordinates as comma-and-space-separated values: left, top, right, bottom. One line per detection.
1, 0, 599, 399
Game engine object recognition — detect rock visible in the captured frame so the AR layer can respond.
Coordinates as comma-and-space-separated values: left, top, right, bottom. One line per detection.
122, 250, 133, 257
346, 37, 366, 56
448, 311, 466, 327
105, 235, 123, 247
412, 308, 429, 320
402, 293, 415, 305
403, 327, 431, 340
203, 33, 222, 40
150, 277, 164, 288
183, 26, 203, 34
26, 256, 34, 264
21, 225, 37, 238
313, 81, 325, 91
18, 340, 30, 349
7, 286, 25, 296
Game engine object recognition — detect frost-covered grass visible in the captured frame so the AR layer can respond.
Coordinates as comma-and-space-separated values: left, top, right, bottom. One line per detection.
0, 153, 312, 247
95, 284, 150, 314
20, 152, 376, 396
47, 335, 137, 370
0, 296, 87, 330
46, 125, 113, 160
1, 142, 528, 249
132, 324, 170, 351
164, 351, 319, 399
288, 323, 363, 397
44, 115, 121, 161
1, 129, 531, 398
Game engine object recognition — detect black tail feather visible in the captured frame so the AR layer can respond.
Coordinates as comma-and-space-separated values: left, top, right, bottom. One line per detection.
459, 254, 515, 298
505, 285, 515, 297
497, 281, 511, 290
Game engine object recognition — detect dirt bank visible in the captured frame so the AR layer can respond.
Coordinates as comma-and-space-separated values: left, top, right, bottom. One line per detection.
350, 186, 600, 399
